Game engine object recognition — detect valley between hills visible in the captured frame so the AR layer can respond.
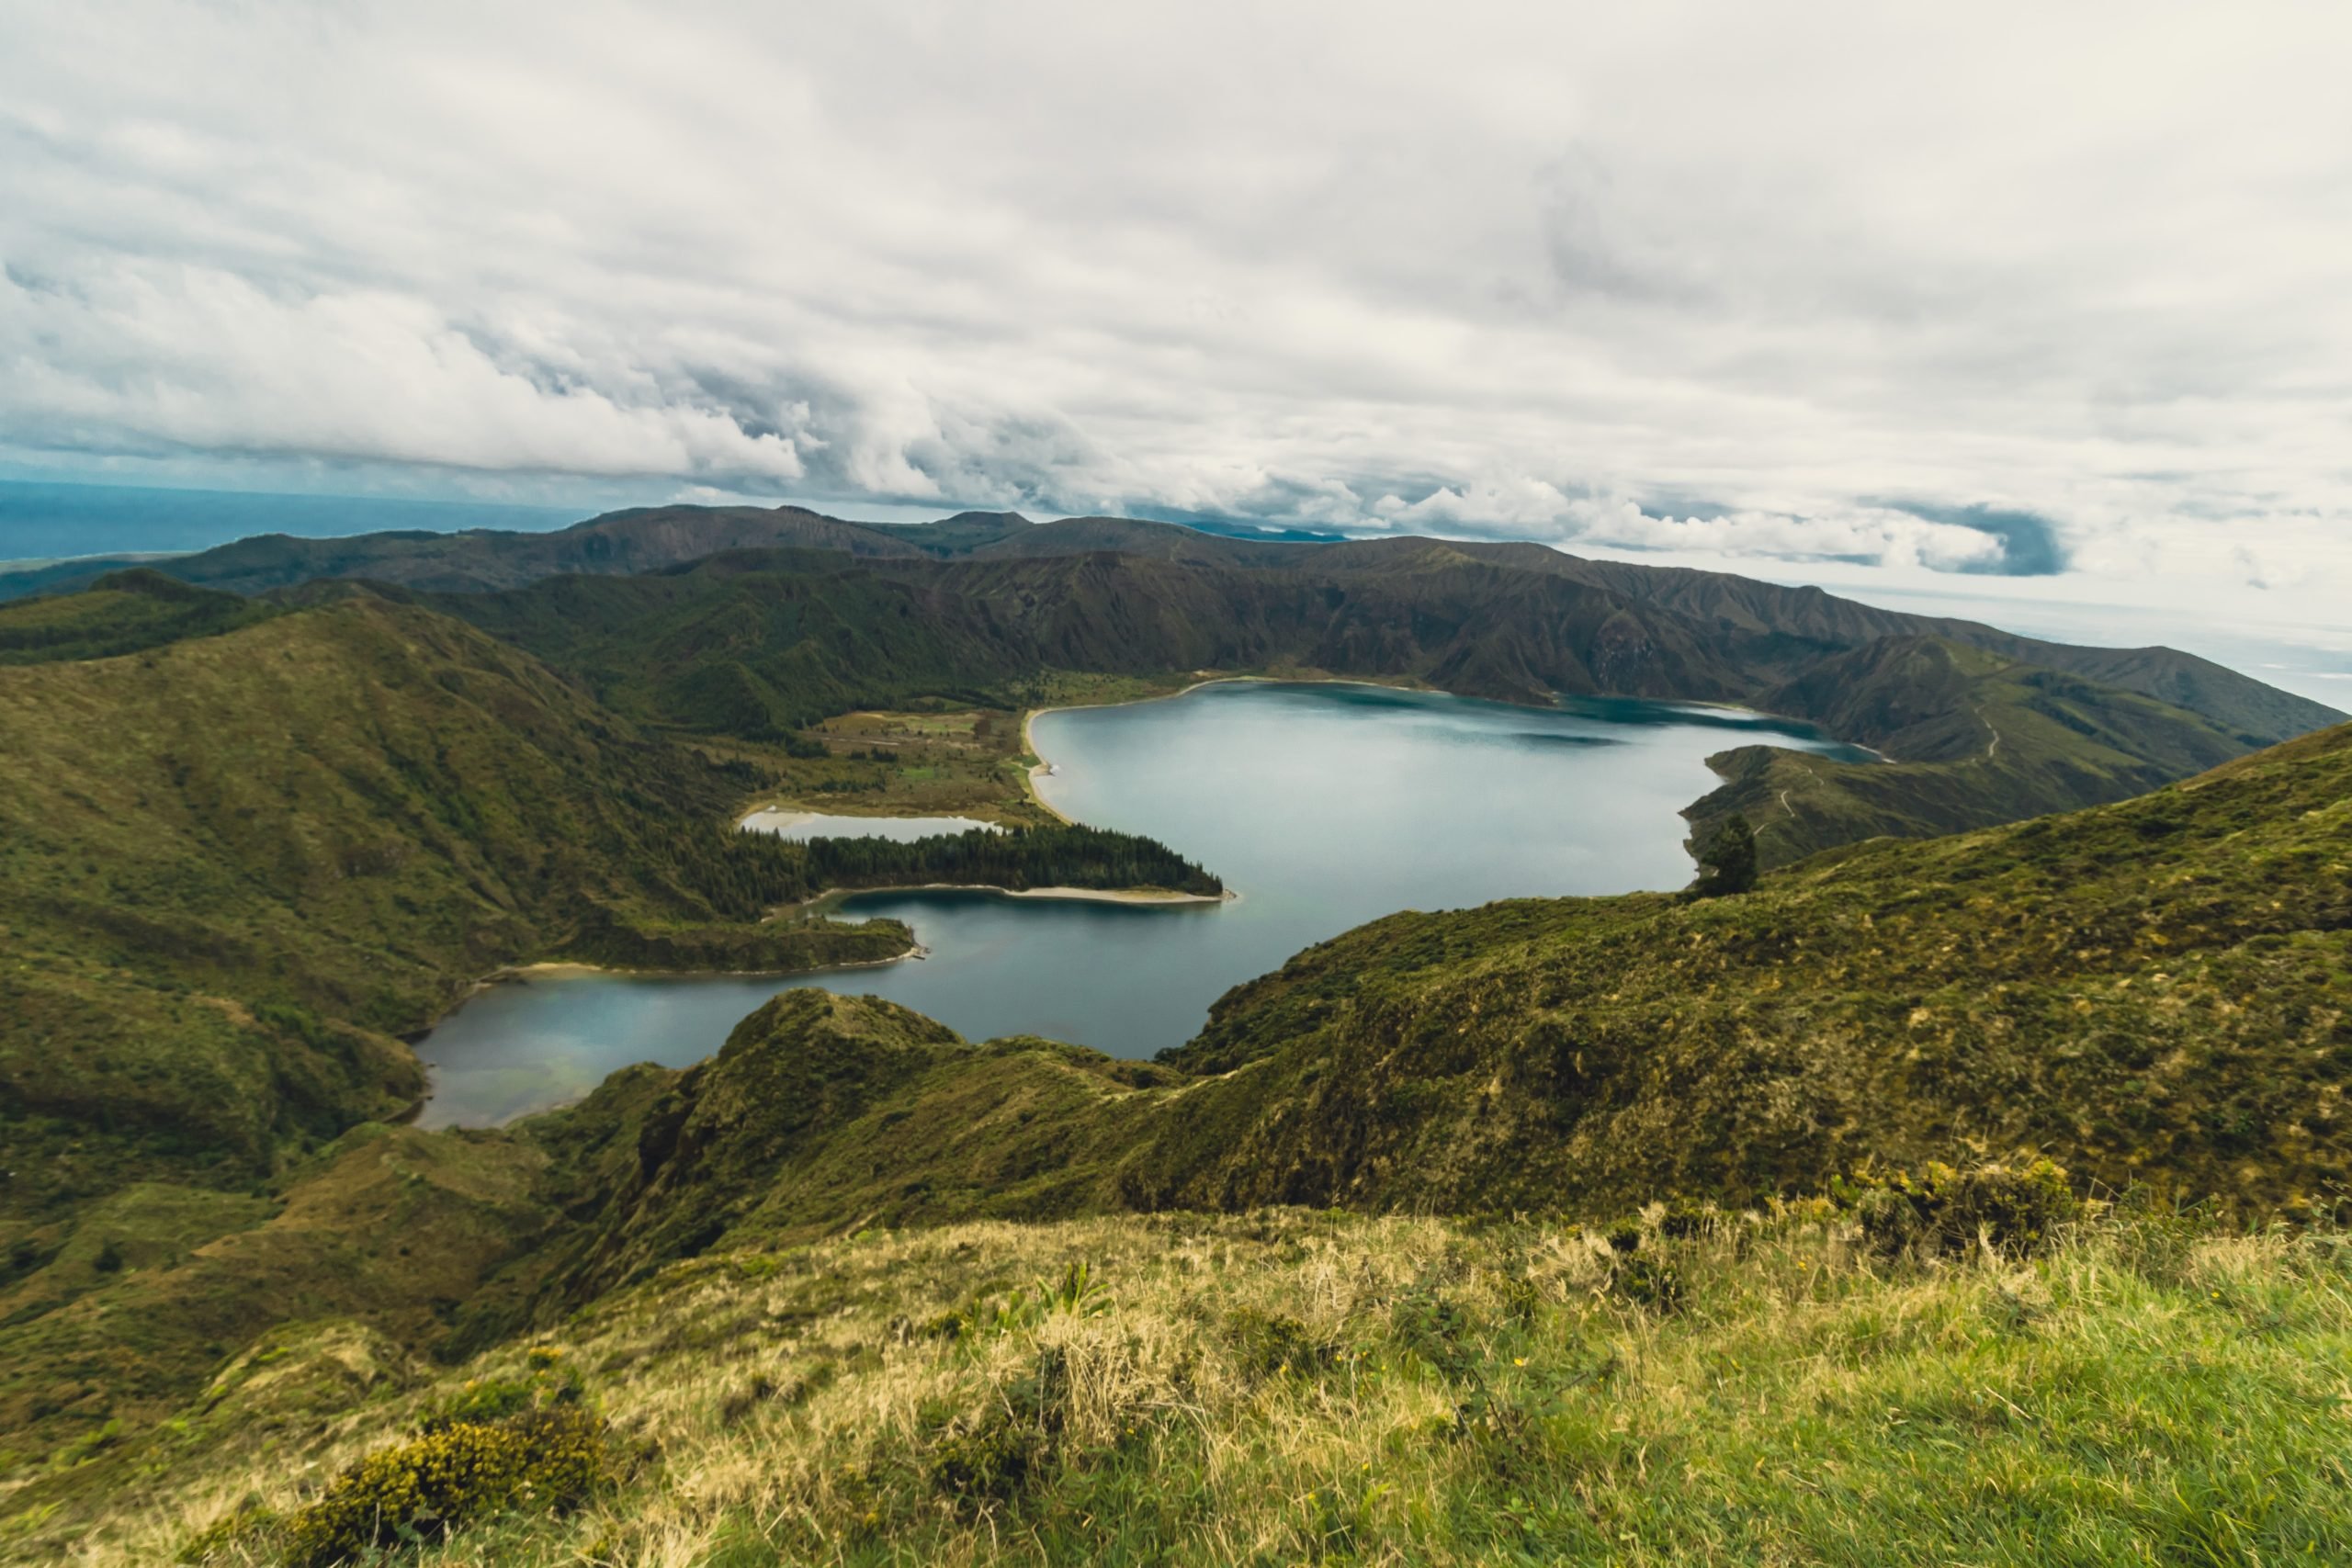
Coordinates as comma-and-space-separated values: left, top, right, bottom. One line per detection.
2, 506, 2348, 1565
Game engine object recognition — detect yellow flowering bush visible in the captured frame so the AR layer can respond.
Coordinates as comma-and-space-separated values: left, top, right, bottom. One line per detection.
277, 1404, 608, 1566
1848, 1156, 2081, 1258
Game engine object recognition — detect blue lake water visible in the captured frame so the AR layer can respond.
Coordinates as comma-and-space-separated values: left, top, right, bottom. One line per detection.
413, 682, 1867, 1126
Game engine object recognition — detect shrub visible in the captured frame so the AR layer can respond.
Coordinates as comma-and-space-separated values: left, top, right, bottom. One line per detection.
924, 1351, 1069, 1514
1849, 1157, 2081, 1258
276, 1405, 609, 1567
1657, 1200, 1716, 1240
1611, 1255, 1686, 1313
420, 1348, 583, 1433
1691, 814, 1758, 897
1387, 1280, 1486, 1382
1224, 1307, 1339, 1382
177, 1497, 279, 1563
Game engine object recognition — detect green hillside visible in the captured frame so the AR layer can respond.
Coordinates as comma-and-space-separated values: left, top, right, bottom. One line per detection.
0, 694, 2346, 1563
1682, 636, 2256, 866
11, 506, 2335, 879
0, 597, 916, 1218
14, 501, 2328, 743
5, 513, 2348, 1563
10, 710, 2352, 1564
28, 1201, 2352, 1567
482, 718, 2352, 1279
0, 597, 1207, 1228
0, 568, 277, 665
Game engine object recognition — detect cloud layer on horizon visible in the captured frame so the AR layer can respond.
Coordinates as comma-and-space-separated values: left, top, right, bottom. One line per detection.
4, 2, 2350, 599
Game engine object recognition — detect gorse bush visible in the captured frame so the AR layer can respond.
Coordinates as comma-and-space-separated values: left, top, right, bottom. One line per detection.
1845, 1156, 2083, 1258
276, 1405, 609, 1567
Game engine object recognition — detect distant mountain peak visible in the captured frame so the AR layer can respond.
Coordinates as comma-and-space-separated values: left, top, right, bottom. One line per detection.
933, 509, 1034, 528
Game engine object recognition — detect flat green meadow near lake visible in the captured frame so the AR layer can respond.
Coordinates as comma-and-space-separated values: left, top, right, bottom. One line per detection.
415, 681, 1863, 1125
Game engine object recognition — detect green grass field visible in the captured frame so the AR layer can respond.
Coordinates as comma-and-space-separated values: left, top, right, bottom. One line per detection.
28, 1201, 2349, 1566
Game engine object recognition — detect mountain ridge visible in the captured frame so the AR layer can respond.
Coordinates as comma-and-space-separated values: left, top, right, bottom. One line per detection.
6, 504, 2331, 744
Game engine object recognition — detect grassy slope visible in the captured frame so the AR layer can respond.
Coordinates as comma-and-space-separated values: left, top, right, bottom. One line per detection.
11, 503, 2331, 743
0, 597, 910, 1221
1147, 722, 2352, 1216
0, 569, 277, 665
0, 1126, 559, 1474
18, 511, 2332, 881
0, 505, 937, 602
0, 651, 2345, 1561
25, 1205, 2352, 1566
1683, 637, 2256, 867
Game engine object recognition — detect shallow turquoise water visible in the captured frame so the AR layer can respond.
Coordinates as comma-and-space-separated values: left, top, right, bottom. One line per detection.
414, 682, 1864, 1126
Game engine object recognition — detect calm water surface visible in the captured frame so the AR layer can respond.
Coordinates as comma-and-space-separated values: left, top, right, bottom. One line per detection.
416, 682, 1865, 1126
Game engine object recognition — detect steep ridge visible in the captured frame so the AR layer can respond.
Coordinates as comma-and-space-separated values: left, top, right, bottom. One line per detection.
1457, 545, 2332, 745
1681, 637, 2257, 866
0, 597, 913, 1217
0, 568, 279, 665
0, 505, 931, 600
10, 504, 2330, 745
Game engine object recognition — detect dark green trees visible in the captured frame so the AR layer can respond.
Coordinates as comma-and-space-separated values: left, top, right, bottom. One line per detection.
1692, 814, 1758, 897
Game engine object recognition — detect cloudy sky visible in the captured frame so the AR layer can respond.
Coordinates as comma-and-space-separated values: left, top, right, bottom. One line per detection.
5, 3, 2350, 658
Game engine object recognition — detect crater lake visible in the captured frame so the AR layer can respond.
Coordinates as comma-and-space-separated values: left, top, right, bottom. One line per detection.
413, 681, 1867, 1126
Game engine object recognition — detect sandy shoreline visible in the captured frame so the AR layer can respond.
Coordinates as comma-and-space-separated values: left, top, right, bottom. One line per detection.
801, 882, 1234, 909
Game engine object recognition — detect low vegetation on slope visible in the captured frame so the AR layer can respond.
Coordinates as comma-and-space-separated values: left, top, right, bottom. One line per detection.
0, 569, 277, 665
0, 596, 1210, 1229
13, 716, 2304, 1483
0, 597, 905, 1219
1683, 636, 2256, 867
22, 1201, 2352, 1565
1149, 721, 2352, 1216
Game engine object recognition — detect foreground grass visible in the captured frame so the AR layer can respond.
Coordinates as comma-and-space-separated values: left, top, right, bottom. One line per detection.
41, 1203, 2352, 1566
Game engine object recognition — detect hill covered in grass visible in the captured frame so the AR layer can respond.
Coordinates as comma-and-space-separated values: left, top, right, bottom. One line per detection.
0, 597, 913, 1218
0, 597, 1216, 1229
1683, 635, 2260, 866
12, 503, 2328, 746
0, 568, 279, 665
12, 505, 2335, 874
2, 677, 2346, 1562
21, 1199, 2352, 1565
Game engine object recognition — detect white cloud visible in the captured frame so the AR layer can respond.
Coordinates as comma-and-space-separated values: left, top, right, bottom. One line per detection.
1, 0, 2349, 604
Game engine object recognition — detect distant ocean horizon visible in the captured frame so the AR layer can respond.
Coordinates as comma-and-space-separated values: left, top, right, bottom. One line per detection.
0, 479, 591, 563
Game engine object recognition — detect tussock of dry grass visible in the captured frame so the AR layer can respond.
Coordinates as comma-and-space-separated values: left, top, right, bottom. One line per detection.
29, 1202, 2352, 1567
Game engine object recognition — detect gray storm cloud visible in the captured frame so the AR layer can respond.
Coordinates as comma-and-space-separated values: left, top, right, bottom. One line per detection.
3, 1, 2350, 596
